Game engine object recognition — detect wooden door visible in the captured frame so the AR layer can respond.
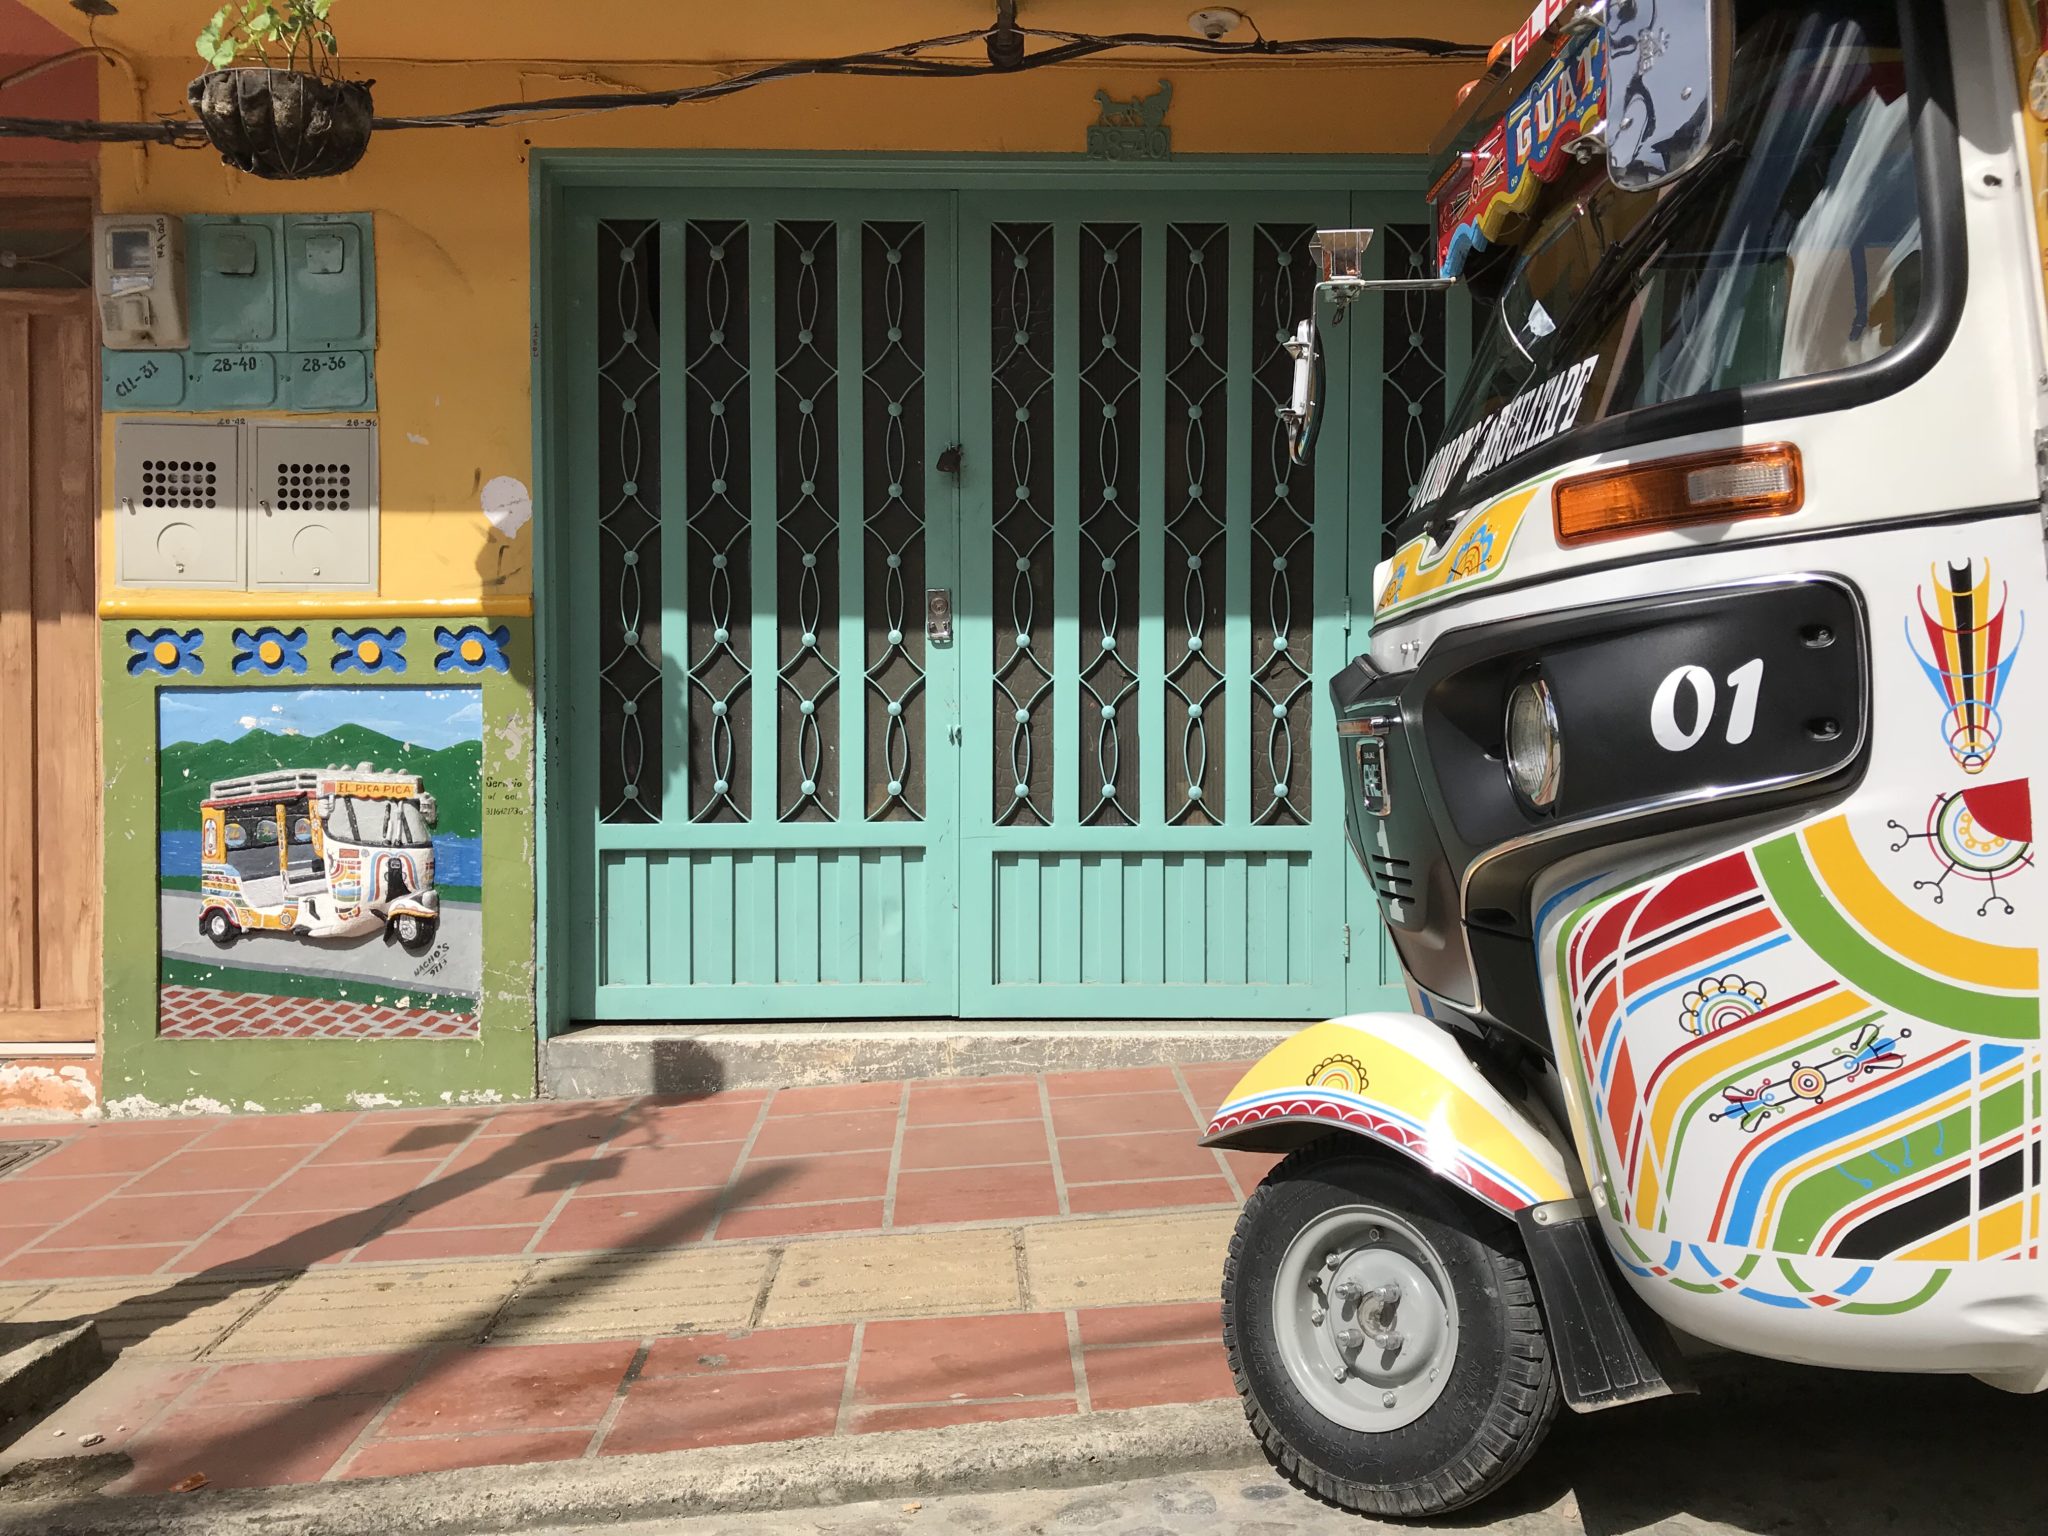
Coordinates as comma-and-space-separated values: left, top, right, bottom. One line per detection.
0, 290, 100, 1044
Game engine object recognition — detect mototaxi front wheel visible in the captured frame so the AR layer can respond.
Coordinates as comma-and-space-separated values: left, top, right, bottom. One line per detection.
202, 909, 239, 948
393, 913, 437, 952
1222, 1139, 1559, 1518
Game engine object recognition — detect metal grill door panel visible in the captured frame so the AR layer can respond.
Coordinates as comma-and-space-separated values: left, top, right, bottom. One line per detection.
559, 183, 1428, 1024
957, 195, 1355, 1019
562, 193, 961, 1019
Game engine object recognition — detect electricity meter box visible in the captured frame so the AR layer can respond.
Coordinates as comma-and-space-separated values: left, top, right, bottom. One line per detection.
94, 215, 189, 351
100, 212, 378, 411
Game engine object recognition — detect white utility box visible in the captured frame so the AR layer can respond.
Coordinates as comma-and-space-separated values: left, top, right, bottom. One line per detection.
114, 418, 378, 592
113, 421, 241, 587
94, 215, 190, 351
250, 423, 377, 589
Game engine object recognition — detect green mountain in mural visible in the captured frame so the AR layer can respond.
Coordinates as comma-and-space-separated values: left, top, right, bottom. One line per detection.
159, 725, 481, 838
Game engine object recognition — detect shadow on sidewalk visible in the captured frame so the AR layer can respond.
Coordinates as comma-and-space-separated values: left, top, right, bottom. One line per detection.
0, 1089, 795, 1516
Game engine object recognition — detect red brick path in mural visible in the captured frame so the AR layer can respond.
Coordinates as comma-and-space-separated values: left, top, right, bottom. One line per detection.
156, 986, 480, 1041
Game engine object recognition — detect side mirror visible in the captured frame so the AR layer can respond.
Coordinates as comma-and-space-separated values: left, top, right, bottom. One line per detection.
1604, 0, 1727, 191
1280, 319, 1320, 466
1284, 226, 1459, 465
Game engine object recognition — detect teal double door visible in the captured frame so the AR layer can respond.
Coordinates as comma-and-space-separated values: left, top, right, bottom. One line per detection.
555, 178, 1434, 1021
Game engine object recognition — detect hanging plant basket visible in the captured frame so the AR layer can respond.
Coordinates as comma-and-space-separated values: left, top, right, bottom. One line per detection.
187, 68, 373, 180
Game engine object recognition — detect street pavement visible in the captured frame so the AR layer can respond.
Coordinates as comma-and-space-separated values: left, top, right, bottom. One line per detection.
543, 1350, 2048, 1535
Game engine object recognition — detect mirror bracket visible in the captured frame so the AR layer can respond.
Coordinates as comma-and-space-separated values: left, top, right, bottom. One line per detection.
1315, 275, 1460, 321
1564, 118, 1609, 166
1559, 0, 1606, 40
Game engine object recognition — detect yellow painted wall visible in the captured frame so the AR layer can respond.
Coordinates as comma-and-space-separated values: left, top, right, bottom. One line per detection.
72, 10, 1484, 616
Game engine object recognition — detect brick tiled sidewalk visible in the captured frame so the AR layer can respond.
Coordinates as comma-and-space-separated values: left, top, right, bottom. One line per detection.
0, 1062, 1274, 1494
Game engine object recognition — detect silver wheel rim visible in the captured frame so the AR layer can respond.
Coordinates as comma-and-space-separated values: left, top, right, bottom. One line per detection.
398, 916, 420, 942
1270, 1202, 1459, 1433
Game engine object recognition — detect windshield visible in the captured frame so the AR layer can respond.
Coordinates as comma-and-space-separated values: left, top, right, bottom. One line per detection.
1407, 0, 1924, 524
325, 796, 431, 849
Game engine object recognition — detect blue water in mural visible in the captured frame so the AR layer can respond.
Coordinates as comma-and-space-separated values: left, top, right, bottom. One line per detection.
159, 831, 482, 889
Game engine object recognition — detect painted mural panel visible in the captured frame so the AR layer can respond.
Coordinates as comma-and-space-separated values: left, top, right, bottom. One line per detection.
156, 686, 482, 1040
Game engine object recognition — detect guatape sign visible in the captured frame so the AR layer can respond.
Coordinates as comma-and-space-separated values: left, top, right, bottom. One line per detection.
1429, 3, 1606, 280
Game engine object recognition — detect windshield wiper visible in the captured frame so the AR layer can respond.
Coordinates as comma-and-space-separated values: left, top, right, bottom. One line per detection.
1406, 140, 1746, 548
1530, 137, 1744, 362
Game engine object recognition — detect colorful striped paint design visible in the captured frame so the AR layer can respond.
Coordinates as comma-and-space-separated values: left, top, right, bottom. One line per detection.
1714, 1041, 1976, 1246
1633, 985, 1870, 1227
1202, 1020, 1572, 1215
1555, 812, 2042, 1264
1609, 1227, 1954, 1314
1755, 833, 2039, 1040
1206, 1086, 1543, 1213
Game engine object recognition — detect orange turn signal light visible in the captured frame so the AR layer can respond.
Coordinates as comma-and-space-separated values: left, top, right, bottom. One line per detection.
1553, 444, 1804, 546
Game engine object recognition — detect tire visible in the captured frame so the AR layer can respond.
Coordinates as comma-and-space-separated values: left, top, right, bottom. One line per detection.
1222, 1138, 1559, 1518
393, 913, 436, 953
202, 909, 239, 948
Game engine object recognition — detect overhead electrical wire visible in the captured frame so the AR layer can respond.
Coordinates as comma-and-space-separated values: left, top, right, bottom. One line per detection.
0, 22, 1484, 147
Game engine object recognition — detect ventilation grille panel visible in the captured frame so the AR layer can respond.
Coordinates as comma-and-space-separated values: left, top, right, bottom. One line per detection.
275, 460, 355, 512
139, 458, 221, 510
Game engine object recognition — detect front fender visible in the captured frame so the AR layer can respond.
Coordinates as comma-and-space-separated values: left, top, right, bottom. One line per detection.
1200, 1014, 1574, 1216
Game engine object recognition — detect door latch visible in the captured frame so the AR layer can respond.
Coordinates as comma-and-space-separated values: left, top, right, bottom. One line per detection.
926, 587, 954, 647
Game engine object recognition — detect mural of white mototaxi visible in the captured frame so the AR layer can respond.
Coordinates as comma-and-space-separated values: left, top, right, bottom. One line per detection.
196, 765, 441, 953
1204, 0, 2048, 1522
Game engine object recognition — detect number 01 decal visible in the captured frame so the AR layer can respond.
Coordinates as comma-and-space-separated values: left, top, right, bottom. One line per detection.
1651, 658, 1763, 752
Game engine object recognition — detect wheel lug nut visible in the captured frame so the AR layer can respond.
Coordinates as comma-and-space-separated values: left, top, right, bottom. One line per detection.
1367, 1227, 1382, 1243
1382, 1390, 1397, 1409
1323, 1251, 1339, 1269
1309, 1307, 1325, 1324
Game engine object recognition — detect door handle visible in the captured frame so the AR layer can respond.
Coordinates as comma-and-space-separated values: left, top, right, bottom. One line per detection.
926, 587, 954, 647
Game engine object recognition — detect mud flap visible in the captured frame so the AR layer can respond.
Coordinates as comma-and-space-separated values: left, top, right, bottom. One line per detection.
1515, 1201, 1696, 1412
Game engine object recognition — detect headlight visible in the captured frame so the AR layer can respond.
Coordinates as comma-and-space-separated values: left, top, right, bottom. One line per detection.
1504, 675, 1561, 810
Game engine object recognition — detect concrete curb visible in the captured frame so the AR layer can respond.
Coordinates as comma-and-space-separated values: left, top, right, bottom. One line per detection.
0, 1323, 103, 1436
542, 1019, 1290, 1097
0, 1399, 1260, 1536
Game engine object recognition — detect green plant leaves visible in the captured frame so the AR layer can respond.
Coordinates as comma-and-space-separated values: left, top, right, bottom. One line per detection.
190, 0, 343, 70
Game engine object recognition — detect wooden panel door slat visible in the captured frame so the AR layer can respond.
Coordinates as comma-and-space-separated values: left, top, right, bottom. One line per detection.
0, 294, 99, 1042
31, 304, 99, 1017
0, 311, 37, 1015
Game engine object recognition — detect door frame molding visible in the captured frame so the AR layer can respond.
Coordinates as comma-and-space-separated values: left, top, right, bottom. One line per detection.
531, 152, 1433, 1035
